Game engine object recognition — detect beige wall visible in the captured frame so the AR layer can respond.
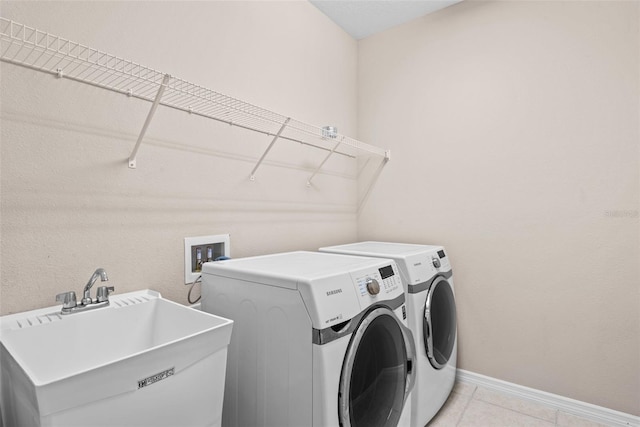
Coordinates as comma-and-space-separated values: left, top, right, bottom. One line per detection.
0, 1, 359, 313
357, 0, 639, 416
2, 0, 639, 417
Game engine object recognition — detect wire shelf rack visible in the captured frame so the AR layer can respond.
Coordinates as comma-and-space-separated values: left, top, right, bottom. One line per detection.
0, 17, 389, 184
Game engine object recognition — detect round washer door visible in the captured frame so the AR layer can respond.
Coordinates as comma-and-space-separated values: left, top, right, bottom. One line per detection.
338, 306, 414, 427
423, 276, 457, 369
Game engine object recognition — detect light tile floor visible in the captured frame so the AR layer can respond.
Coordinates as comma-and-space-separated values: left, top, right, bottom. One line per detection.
426, 382, 611, 427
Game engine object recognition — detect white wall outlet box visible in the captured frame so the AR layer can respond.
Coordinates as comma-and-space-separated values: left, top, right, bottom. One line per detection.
184, 234, 230, 285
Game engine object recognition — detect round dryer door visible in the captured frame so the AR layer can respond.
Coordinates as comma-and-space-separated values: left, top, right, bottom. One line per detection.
423, 276, 457, 369
338, 306, 415, 427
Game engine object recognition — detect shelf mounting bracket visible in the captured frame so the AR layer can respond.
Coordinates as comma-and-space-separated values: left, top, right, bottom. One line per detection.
128, 73, 171, 168
250, 117, 290, 180
357, 151, 391, 213
306, 136, 344, 187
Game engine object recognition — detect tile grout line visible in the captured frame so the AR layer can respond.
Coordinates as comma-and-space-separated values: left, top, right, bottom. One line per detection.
456, 370, 638, 426
472, 393, 557, 425
455, 384, 478, 427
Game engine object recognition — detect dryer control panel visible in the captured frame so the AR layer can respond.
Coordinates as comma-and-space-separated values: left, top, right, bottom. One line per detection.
400, 248, 451, 285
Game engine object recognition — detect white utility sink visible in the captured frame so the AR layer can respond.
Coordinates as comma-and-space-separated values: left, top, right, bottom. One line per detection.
0, 290, 233, 427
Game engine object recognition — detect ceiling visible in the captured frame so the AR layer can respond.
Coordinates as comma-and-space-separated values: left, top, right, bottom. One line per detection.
309, 0, 464, 40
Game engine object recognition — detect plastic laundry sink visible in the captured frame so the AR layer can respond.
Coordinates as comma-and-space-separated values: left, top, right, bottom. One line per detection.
0, 290, 233, 427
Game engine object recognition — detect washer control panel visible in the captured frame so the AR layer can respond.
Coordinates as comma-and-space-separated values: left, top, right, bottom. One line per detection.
432, 257, 441, 268
352, 263, 402, 308
433, 249, 450, 271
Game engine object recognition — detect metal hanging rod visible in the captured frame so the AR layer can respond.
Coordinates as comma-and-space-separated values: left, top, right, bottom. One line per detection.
0, 17, 390, 181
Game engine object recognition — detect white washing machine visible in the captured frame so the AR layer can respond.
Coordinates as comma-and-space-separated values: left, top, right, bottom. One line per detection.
200, 251, 416, 427
320, 242, 457, 426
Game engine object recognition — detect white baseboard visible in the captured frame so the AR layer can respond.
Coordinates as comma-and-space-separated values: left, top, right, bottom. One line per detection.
456, 369, 639, 427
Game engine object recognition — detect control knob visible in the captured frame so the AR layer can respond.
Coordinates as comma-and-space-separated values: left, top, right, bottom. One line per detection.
365, 278, 380, 295
432, 257, 441, 268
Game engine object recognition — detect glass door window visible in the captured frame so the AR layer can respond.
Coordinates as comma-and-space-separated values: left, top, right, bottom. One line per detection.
339, 307, 409, 427
424, 278, 457, 369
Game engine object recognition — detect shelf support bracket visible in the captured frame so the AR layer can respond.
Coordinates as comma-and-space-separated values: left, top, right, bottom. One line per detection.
357, 150, 390, 214
128, 73, 171, 168
250, 117, 290, 180
306, 136, 344, 187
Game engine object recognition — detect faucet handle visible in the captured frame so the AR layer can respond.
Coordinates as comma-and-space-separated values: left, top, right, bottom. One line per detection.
96, 286, 115, 303
56, 291, 77, 309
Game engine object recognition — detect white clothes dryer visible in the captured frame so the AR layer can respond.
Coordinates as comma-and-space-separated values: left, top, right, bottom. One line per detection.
201, 251, 416, 427
320, 242, 457, 426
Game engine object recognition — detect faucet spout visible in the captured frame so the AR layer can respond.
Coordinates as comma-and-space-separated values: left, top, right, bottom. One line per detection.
57, 268, 115, 315
82, 268, 109, 305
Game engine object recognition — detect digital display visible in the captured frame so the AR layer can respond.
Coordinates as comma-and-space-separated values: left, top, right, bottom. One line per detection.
379, 265, 395, 279
438, 250, 446, 259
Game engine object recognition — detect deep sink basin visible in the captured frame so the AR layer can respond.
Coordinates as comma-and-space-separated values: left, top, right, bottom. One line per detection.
0, 290, 233, 427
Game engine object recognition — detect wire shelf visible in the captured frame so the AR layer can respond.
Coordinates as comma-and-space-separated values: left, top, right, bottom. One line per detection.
0, 17, 389, 179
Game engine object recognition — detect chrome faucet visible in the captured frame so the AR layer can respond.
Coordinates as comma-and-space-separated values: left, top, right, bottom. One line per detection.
56, 268, 114, 315
82, 268, 109, 305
